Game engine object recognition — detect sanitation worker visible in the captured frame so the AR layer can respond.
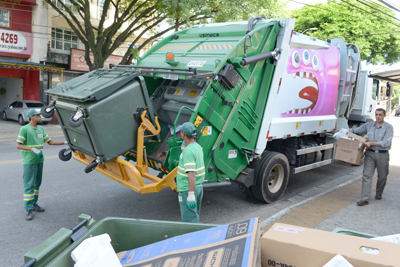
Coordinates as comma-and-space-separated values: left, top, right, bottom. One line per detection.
349, 108, 393, 206
16, 109, 67, 220
176, 122, 205, 223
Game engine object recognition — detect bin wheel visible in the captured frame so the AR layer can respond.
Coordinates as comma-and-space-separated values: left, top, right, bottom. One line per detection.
85, 160, 99, 173
252, 151, 289, 203
41, 105, 54, 118
59, 149, 72, 161
68, 112, 83, 127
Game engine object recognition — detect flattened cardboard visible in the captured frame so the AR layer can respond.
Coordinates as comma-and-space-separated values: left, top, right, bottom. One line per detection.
117, 218, 260, 267
347, 132, 367, 143
335, 138, 366, 165
261, 223, 400, 267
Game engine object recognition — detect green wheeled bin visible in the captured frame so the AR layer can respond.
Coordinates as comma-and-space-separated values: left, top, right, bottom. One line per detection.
45, 68, 156, 166
23, 214, 218, 267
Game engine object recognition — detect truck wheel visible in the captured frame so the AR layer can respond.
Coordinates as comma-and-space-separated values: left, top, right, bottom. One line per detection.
253, 151, 289, 203
238, 184, 254, 198
58, 149, 72, 161
41, 105, 54, 118
68, 112, 83, 127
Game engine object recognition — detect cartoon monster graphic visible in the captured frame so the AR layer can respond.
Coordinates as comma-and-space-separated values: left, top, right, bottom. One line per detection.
273, 45, 341, 118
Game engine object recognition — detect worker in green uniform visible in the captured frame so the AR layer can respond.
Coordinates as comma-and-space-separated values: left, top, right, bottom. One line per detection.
176, 122, 205, 223
16, 109, 67, 221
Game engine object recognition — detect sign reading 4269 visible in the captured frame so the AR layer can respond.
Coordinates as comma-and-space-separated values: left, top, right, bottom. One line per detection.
0, 29, 32, 55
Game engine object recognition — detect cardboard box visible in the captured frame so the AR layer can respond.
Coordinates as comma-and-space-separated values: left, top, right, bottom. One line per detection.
117, 218, 260, 267
261, 223, 400, 267
335, 132, 366, 165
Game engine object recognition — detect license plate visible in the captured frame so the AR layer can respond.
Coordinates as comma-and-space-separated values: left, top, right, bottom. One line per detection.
163, 73, 179, 80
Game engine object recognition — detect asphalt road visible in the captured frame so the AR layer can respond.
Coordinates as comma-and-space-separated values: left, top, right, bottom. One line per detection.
0, 118, 385, 266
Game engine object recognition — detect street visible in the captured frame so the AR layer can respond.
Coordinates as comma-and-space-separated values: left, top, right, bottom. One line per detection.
1, 114, 399, 266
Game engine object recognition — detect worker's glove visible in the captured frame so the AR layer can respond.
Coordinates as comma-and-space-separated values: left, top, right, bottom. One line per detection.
64, 141, 68, 145
186, 191, 197, 210
31, 148, 43, 159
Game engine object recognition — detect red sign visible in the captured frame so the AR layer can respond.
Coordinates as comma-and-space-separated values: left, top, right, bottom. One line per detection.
0, 29, 32, 55
70, 48, 123, 71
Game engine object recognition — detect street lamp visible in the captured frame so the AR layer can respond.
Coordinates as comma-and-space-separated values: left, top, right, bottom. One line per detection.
301, 27, 318, 34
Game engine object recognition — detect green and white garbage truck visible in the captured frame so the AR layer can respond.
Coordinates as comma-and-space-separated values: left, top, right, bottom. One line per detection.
43, 17, 361, 203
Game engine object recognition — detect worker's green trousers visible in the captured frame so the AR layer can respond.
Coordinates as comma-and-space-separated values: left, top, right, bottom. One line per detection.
178, 186, 203, 223
23, 163, 43, 210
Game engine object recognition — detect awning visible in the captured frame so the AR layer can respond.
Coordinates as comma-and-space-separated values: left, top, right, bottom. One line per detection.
369, 69, 400, 83
0, 59, 64, 73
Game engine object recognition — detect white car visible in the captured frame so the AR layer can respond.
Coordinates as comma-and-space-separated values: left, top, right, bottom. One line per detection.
2, 100, 52, 125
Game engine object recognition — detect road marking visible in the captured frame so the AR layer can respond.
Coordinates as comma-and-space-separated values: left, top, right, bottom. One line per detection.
0, 155, 58, 165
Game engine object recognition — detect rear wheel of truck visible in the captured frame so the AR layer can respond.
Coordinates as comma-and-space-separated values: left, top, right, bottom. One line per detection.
253, 151, 289, 203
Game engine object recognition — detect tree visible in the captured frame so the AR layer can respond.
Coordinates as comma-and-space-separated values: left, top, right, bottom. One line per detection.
42, 0, 288, 70
291, 0, 400, 65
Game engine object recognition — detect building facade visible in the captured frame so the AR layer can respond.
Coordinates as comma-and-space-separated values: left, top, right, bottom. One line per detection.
0, 0, 151, 112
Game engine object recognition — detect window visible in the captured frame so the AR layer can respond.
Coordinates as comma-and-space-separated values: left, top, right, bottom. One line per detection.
372, 80, 379, 101
51, 27, 78, 53
26, 102, 44, 108
16, 102, 23, 108
0, 9, 9, 27
51, 0, 75, 10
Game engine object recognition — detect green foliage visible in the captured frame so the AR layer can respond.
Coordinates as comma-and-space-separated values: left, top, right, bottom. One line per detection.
291, 0, 400, 65
40, 0, 288, 70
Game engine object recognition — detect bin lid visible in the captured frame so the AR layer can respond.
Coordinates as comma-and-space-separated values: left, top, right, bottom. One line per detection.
46, 68, 140, 102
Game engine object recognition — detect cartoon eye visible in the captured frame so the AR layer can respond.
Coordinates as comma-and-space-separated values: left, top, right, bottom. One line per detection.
312, 55, 319, 71
303, 50, 310, 65
292, 51, 301, 68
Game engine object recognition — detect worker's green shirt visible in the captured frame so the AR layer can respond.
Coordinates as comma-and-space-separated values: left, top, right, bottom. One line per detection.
17, 124, 51, 165
176, 142, 205, 192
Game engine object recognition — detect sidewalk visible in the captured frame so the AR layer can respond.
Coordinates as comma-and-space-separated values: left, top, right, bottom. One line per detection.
0, 120, 64, 142
261, 160, 400, 237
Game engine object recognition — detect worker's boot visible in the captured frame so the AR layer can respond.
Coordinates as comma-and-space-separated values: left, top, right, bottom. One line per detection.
33, 203, 45, 212
25, 210, 34, 221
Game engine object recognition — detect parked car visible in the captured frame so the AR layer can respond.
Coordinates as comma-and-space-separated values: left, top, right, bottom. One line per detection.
395, 104, 400, 116
2, 100, 52, 125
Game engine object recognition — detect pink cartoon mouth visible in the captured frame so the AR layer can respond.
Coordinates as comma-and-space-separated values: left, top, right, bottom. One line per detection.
283, 71, 319, 114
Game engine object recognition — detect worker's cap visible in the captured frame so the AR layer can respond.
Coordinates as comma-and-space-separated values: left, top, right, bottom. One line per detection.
177, 122, 196, 136
27, 109, 41, 119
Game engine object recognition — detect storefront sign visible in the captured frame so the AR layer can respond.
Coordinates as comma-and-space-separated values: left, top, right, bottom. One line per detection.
0, 29, 32, 55
70, 48, 123, 71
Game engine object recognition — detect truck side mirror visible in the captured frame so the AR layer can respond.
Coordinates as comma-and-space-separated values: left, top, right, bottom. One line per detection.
386, 82, 392, 97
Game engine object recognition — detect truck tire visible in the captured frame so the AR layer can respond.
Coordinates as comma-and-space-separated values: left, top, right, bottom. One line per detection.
253, 151, 289, 203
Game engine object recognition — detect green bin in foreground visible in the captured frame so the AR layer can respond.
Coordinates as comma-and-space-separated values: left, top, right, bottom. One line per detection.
23, 214, 218, 267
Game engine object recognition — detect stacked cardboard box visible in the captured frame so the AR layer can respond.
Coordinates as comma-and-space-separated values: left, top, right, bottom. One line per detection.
261, 223, 399, 267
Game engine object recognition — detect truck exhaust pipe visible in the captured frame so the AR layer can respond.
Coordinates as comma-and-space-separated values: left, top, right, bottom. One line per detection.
240, 49, 281, 66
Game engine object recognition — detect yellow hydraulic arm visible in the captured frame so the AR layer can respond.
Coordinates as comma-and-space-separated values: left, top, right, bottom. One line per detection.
73, 110, 178, 194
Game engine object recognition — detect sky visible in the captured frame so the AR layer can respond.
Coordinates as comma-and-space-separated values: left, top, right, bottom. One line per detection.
287, 0, 400, 73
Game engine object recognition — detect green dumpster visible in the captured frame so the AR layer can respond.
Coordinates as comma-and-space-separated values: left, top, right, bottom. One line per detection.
46, 68, 156, 164
23, 214, 218, 267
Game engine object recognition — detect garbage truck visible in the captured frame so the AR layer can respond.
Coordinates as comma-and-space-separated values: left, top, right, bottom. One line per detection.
43, 17, 361, 203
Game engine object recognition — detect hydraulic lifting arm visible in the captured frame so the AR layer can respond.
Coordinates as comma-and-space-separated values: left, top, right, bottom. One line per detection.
73, 111, 178, 194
